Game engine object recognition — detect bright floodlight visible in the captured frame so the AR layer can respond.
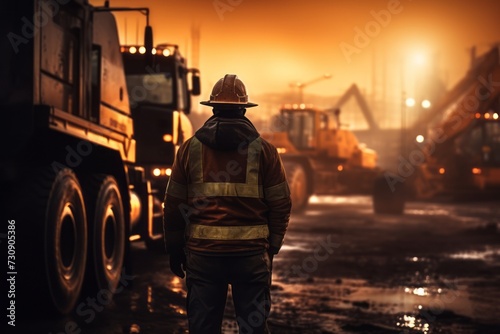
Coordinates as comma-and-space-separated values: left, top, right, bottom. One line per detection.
421, 99, 431, 109
413, 53, 426, 65
405, 97, 416, 107
416, 135, 424, 143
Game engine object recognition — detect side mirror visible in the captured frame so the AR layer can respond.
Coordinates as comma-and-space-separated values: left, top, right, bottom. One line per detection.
190, 69, 201, 96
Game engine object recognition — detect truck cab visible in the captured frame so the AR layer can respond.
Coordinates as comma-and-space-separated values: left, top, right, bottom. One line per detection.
121, 43, 199, 189
120, 43, 200, 247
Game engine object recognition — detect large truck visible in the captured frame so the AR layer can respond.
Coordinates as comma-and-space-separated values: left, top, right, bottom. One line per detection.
373, 46, 500, 214
261, 104, 380, 211
0, 0, 199, 315
121, 41, 200, 250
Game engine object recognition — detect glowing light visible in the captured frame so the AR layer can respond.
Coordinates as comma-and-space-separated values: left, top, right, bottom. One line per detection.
493, 113, 499, 120
405, 97, 416, 107
337, 165, 344, 171
413, 53, 426, 65
129, 46, 137, 54
413, 287, 427, 296
397, 314, 430, 333
421, 99, 431, 109
439, 167, 446, 174
163, 134, 173, 142
299, 103, 306, 109
128, 234, 141, 241
484, 113, 490, 119
139, 46, 146, 54
147, 286, 154, 313
475, 113, 481, 119
472, 167, 481, 175
153, 168, 161, 177
129, 324, 141, 334
166, 168, 172, 176
405, 314, 416, 328
309, 195, 319, 203
152, 47, 157, 55
162, 49, 171, 57
170, 276, 186, 295
416, 135, 424, 143
277, 147, 287, 154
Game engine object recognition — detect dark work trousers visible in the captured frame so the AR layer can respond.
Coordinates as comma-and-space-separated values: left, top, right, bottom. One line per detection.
186, 251, 272, 334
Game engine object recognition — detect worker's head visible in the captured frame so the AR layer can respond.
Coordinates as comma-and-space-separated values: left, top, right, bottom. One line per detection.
200, 74, 257, 116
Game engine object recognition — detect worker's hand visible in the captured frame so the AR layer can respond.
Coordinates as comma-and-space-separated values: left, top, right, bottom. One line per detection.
267, 246, 279, 262
169, 249, 186, 278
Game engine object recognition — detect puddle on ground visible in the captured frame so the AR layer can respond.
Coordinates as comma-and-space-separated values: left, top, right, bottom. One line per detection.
309, 195, 372, 205
262, 271, 500, 333
405, 208, 452, 216
447, 247, 500, 263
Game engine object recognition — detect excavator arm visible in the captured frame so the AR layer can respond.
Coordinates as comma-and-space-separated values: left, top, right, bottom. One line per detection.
330, 83, 379, 130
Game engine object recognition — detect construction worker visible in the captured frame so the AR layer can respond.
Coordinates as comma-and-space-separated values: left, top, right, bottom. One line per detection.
163, 74, 291, 333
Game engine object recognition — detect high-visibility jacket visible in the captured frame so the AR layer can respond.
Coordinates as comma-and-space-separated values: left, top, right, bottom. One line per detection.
163, 116, 291, 255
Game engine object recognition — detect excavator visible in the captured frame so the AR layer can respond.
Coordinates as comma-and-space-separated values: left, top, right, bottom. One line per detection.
373, 46, 500, 214
261, 99, 380, 211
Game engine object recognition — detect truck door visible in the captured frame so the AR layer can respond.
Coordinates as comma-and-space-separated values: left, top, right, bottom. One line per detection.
39, 0, 85, 118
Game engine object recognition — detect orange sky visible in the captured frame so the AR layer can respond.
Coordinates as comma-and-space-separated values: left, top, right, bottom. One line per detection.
91, 0, 500, 109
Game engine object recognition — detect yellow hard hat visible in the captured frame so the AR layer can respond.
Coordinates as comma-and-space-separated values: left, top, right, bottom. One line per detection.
200, 74, 258, 108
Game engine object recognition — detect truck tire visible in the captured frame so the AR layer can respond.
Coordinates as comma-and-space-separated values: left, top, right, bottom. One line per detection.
85, 175, 125, 294
372, 175, 405, 215
285, 162, 309, 212
44, 169, 88, 314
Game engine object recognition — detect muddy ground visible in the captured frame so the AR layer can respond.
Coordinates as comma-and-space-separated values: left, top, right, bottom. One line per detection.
14, 196, 500, 334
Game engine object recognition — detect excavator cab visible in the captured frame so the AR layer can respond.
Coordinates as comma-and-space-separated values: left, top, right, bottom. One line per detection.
281, 107, 317, 150
262, 105, 379, 211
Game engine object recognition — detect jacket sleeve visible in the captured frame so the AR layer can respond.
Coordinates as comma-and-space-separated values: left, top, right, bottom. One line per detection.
163, 141, 190, 253
261, 141, 292, 254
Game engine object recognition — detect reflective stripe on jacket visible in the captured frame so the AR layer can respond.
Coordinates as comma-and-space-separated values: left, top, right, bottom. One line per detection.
163, 135, 291, 254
